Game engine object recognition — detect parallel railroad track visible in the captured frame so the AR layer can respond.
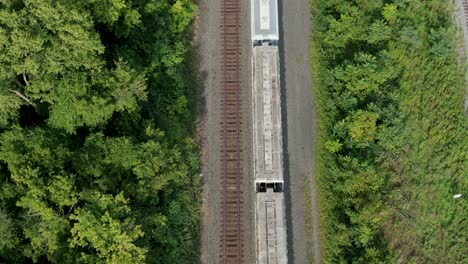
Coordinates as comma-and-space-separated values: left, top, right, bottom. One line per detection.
463, 0, 468, 27
219, 0, 244, 263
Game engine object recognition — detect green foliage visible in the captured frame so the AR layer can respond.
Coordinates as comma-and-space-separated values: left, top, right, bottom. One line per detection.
311, 0, 467, 262
0, 93, 21, 127
347, 110, 379, 143
70, 192, 147, 264
0, 0, 149, 132
0, 208, 19, 253
0, 0, 200, 263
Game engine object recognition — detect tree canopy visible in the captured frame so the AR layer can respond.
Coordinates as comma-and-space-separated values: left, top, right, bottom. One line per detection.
0, 0, 200, 263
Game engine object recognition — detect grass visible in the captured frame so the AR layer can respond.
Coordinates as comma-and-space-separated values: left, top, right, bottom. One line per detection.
302, 176, 316, 264
382, 49, 468, 263
308, 0, 338, 261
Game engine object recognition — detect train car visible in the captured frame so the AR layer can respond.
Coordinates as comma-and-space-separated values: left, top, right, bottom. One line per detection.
251, 0, 287, 262
251, 0, 279, 46
256, 189, 287, 263
252, 44, 287, 263
252, 45, 284, 192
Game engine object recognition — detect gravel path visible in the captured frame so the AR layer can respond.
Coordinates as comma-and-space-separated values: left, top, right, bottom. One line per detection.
196, 0, 255, 262
279, 0, 322, 263
195, 0, 222, 262
239, 0, 257, 262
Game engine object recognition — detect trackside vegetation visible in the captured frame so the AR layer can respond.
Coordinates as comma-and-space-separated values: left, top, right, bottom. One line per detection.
311, 0, 467, 262
0, 0, 200, 263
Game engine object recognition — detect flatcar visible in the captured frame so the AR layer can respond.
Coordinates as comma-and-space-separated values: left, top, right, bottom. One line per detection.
252, 43, 287, 264
252, 45, 284, 193
251, 0, 287, 262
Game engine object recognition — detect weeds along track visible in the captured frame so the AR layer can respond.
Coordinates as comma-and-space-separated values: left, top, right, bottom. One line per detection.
219, 0, 244, 263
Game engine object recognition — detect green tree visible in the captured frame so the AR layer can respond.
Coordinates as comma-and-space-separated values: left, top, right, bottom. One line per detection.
0, 0, 147, 132
313, 0, 467, 262
0, 0, 200, 262
70, 192, 147, 264
0, 208, 18, 253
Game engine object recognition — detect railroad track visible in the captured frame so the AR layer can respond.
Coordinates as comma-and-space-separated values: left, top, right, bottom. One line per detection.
219, 0, 244, 263
463, 0, 468, 27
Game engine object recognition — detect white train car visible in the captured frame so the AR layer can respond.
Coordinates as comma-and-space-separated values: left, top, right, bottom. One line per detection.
252, 44, 287, 264
251, 0, 287, 262
251, 0, 288, 259
251, 0, 280, 46
252, 45, 284, 192
256, 188, 287, 263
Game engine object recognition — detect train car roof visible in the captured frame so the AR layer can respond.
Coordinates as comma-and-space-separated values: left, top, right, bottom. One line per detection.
251, 0, 279, 42
252, 46, 284, 183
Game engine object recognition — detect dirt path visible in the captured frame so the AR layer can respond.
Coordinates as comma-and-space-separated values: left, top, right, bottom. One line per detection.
195, 0, 222, 262
195, 0, 255, 262
279, 0, 322, 263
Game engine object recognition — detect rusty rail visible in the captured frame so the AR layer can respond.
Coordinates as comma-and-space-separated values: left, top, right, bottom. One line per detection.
219, 0, 244, 263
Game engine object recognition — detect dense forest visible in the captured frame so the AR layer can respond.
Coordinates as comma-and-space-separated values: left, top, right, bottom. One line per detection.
0, 0, 200, 263
312, 0, 467, 263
